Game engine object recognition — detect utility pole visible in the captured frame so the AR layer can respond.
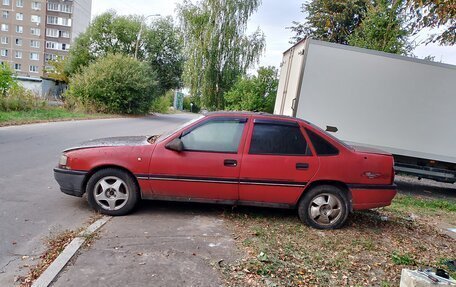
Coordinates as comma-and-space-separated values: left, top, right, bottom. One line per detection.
134, 14, 161, 59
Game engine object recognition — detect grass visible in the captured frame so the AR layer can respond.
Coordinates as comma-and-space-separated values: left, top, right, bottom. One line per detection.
221, 197, 456, 287
0, 108, 114, 126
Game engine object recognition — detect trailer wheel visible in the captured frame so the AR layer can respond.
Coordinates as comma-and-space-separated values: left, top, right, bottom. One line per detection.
298, 185, 349, 229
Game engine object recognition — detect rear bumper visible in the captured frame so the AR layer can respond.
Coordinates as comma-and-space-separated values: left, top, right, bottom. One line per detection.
348, 184, 397, 210
53, 168, 88, 197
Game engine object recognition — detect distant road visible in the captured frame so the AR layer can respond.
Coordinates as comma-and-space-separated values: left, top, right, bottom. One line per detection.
0, 113, 198, 286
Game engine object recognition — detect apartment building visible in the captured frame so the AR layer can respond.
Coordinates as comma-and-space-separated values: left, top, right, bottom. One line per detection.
0, 0, 91, 79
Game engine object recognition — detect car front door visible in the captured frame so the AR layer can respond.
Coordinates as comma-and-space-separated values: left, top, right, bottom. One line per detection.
147, 116, 249, 202
239, 118, 319, 206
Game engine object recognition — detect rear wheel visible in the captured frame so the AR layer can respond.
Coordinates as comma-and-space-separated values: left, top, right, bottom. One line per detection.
86, 168, 139, 216
298, 185, 349, 229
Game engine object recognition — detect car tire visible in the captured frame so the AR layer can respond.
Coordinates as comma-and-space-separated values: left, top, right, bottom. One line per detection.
86, 168, 139, 216
298, 185, 349, 229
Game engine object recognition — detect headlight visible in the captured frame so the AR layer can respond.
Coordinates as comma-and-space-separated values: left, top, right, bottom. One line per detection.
59, 154, 68, 168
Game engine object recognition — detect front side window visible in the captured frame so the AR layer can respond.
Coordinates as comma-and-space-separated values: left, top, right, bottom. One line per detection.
249, 122, 311, 155
181, 119, 246, 153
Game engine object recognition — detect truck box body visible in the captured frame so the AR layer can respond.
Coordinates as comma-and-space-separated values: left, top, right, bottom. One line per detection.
275, 39, 456, 182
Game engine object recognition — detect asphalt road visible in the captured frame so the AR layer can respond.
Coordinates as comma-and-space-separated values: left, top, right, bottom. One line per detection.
0, 113, 197, 286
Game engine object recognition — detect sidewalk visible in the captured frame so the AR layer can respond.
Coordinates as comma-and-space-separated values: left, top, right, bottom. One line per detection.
52, 202, 239, 287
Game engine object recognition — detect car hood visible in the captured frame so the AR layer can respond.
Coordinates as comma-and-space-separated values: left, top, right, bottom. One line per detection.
64, 136, 152, 152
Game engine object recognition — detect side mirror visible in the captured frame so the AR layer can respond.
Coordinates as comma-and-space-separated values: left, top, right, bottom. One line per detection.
165, 138, 184, 152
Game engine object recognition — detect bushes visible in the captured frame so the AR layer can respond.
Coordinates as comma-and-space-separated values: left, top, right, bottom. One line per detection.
150, 95, 171, 113
66, 54, 158, 114
0, 86, 46, 112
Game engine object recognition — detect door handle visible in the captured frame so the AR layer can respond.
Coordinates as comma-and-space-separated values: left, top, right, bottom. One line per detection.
296, 163, 309, 170
224, 159, 237, 167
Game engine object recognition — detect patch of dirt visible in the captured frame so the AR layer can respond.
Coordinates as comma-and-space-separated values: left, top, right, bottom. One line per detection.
221, 207, 455, 287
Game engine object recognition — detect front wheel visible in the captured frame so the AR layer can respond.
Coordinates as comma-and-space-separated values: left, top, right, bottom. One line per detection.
86, 168, 139, 216
298, 185, 349, 229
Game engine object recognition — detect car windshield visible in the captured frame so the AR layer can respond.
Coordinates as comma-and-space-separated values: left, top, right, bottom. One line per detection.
155, 115, 204, 143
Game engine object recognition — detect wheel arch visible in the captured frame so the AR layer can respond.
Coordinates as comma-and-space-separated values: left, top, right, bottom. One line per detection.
299, 180, 353, 212
82, 165, 141, 197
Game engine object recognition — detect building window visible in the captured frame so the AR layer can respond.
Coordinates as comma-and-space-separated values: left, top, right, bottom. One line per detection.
2, 11, 8, 19
31, 15, 40, 23
46, 41, 58, 50
0, 36, 8, 44
29, 65, 39, 73
47, 2, 59, 11
45, 53, 57, 61
60, 4, 72, 13
15, 38, 22, 46
1, 49, 8, 57
60, 30, 70, 38
47, 15, 71, 27
14, 63, 21, 71
1, 24, 8, 31
31, 1, 40, 10
30, 28, 40, 36
46, 28, 59, 38
15, 51, 21, 58
15, 0, 22, 7
30, 40, 40, 48
2, 0, 10, 6
16, 12, 23, 20
15, 25, 23, 33
30, 52, 39, 61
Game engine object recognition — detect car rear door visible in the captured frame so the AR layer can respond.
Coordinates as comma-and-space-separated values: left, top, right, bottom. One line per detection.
147, 116, 249, 201
239, 118, 319, 206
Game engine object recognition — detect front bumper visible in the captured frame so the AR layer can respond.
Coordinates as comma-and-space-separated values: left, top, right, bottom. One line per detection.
348, 184, 397, 210
54, 168, 88, 197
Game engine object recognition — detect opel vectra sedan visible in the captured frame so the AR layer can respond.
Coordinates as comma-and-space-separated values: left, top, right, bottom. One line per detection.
54, 112, 396, 229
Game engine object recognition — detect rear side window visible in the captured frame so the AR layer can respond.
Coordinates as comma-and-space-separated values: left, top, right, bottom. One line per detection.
181, 120, 245, 153
249, 123, 311, 155
306, 129, 339, 156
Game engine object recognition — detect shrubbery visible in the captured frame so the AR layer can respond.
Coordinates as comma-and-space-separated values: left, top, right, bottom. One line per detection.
0, 86, 46, 112
66, 54, 158, 114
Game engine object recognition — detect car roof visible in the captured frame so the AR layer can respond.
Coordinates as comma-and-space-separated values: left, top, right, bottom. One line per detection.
204, 111, 310, 124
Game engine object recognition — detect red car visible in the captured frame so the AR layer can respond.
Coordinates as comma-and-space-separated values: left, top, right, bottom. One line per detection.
54, 112, 396, 229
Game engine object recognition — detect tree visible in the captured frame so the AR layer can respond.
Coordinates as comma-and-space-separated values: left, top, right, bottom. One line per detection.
66, 54, 157, 114
0, 63, 17, 97
408, 0, 455, 45
66, 11, 184, 95
348, 0, 413, 54
289, 0, 368, 44
224, 66, 278, 113
45, 56, 69, 83
177, 0, 265, 110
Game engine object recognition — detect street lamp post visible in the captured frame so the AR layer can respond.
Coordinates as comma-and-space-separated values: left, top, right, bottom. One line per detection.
134, 14, 160, 59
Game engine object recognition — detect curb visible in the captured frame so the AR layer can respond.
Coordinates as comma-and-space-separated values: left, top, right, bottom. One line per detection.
31, 216, 111, 287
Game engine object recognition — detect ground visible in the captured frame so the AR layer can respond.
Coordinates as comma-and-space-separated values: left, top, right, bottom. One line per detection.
1, 114, 455, 287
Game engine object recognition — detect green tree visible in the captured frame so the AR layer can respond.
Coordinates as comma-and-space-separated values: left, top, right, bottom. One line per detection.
290, 0, 368, 44
348, 0, 413, 54
67, 11, 183, 95
45, 56, 69, 83
224, 66, 278, 113
66, 54, 157, 114
178, 0, 265, 110
408, 0, 455, 45
0, 63, 17, 97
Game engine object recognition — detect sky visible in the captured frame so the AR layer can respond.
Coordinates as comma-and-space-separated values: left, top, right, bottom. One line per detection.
91, 0, 456, 68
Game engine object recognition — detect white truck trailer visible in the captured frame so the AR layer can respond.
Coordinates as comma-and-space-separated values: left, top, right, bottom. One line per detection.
274, 39, 456, 183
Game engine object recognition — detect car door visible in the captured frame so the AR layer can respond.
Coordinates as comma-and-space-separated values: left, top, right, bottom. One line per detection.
148, 116, 249, 201
239, 118, 319, 206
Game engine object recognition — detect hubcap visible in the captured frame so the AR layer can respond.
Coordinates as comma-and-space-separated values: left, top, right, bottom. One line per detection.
308, 193, 342, 226
93, 176, 129, 211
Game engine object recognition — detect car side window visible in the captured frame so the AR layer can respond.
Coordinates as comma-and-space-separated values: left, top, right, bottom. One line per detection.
306, 129, 339, 156
249, 123, 311, 155
181, 119, 246, 153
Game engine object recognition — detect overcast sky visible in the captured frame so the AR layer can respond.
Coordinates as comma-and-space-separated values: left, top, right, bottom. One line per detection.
91, 0, 456, 68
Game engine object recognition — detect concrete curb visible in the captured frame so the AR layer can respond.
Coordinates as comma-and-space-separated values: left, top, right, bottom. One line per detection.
31, 216, 111, 287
